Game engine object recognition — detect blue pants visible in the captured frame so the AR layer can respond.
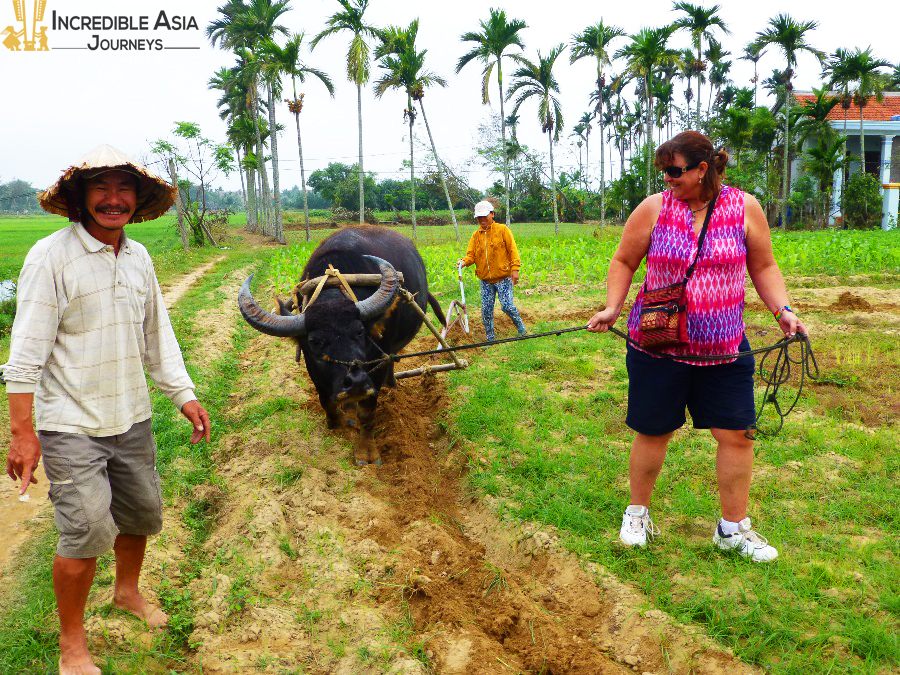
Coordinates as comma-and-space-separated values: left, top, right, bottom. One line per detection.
480, 277, 526, 341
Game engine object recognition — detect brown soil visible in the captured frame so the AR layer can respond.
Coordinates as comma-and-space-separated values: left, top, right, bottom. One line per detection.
135, 319, 756, 674
161, 257, 224, 307
0, 464, 49, 571
829, 291, 873, 311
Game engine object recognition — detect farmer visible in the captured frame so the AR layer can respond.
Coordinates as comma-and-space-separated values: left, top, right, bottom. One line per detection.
458, 200, 527, 341
587, 131, 807, 562
2, 144, 211, 675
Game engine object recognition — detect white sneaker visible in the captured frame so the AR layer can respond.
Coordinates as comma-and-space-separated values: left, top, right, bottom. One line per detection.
713, 517, 779, 562
619, 505, 659, 547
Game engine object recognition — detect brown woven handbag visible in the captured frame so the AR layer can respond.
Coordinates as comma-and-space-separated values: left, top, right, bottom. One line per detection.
637, 192, 718, 350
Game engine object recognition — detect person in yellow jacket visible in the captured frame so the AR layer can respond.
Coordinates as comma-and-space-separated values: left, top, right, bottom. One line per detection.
458, 201, 527, 341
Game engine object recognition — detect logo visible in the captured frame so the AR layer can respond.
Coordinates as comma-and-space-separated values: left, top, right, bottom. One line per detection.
4, 0, 49, 51
3, 1, 200, 52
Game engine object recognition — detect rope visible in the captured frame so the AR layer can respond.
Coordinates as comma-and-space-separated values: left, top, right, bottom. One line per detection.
305, 273, 818, 437
391, 323, 818, 438
305, 264, 358, 310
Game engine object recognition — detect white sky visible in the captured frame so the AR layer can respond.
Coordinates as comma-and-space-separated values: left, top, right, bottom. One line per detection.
2, 0, 896, 198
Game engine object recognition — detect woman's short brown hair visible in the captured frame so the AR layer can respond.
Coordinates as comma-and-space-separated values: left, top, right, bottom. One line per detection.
655, 130, 729, 201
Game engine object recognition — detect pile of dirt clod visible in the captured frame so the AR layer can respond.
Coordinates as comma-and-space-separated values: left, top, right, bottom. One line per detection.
830, 292, 873, 311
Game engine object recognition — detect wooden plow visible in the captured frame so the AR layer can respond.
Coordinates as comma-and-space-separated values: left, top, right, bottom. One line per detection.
440, 261, 470, 342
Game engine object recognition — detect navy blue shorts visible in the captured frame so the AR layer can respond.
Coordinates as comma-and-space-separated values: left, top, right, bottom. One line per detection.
625, 335, 756, 435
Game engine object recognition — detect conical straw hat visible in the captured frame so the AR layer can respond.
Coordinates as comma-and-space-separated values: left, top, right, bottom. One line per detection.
38, 144, 176, 223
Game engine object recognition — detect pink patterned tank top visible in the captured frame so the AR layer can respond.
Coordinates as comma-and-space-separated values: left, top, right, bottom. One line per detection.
626, 185, 747, 365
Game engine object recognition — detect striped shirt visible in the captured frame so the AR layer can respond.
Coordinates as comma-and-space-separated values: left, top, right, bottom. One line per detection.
1, 223, 196, 436
626, 185, 747, 365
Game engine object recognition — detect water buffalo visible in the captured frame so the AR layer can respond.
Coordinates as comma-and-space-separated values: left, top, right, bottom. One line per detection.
238, 227, 445, 465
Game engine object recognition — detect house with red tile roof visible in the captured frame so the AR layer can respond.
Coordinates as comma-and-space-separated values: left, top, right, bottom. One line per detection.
793, 91, 900, 229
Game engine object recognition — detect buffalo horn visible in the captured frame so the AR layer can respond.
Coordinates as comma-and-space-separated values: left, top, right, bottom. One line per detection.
238, 274, 307, 337
355, 255, 401, 321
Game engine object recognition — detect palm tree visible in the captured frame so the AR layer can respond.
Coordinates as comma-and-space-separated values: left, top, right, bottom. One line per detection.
456, 8, 527, 226
711, 106, 751, 168
704, 38, 731, 115
739, 42, 766, 107
265, 33, 334, 242
209, 64, 254, 229
754, 13, 825, 227
889, 63, 900, 90
508, 44, 566, 233
570, 122, 587, 187
377, 21, 460, 242
577, 111, 594, 189
311, 0, 378, 225
570, 21, 625, 226
374, 20, 449, 241
206, 0, 291, 238
824, 48, 856, 140
825, 47, 891, 169
803, 135, 848, 227
615, 26, 681, 195
791, 85, 839, 150
672, 2, 730, 129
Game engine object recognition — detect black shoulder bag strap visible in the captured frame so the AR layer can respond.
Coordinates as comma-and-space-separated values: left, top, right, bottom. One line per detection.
681, 190, 719, 287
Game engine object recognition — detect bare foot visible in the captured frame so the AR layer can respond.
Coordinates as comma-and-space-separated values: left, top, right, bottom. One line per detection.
113, 592, 168, 629
59, 654, 101, 675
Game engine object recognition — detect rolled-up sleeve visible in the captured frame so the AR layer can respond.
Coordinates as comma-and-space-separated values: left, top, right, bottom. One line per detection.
1, 251, 60, 393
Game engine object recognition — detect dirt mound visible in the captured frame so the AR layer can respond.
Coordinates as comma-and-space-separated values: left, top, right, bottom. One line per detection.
830, 292, 873, 311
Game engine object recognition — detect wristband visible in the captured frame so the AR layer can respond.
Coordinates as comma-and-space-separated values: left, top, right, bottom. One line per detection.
773, 305, 792, 321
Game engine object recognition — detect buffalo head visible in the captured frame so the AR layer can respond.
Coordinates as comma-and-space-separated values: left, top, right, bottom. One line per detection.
238, 256, 400, 431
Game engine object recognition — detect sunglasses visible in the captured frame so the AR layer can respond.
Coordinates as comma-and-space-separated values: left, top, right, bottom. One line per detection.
661, 162, 700, 178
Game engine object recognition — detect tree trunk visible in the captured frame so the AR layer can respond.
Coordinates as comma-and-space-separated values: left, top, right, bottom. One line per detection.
584, 133, 589, 191
696, 40, 703, 128
781, 86, 791, 228
168, 159, 190, 250
418, 98, 460, 242
268, 84, 285, 244
250, 78, 269, 235
357, 82, 365, 225
409, 109, 416, 240
235, 148, 246, 205
246, 165, 257, 233
646, 79, 654, 197
549, 133, 559, 234
294, 111, 311, 242
600, 112, 606, 225
859, 104, 865, 173
497, 59, 511, 226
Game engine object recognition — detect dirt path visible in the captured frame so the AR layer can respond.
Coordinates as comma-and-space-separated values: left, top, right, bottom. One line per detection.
162, 257, 224, 307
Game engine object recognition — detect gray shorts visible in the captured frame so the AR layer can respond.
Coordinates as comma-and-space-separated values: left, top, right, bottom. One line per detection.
39, 418, 163, 559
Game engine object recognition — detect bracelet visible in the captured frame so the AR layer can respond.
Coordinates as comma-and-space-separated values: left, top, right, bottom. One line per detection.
773, 305, 793, 321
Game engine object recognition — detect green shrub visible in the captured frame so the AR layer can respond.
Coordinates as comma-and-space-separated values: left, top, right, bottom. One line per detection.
0, 286, 15, 338
842, 172, 883, 229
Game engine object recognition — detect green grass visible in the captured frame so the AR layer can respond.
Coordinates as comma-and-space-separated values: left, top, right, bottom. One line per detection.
0, 214, 227, 286
446, 307, 899, 674
1, 220, 897, 674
